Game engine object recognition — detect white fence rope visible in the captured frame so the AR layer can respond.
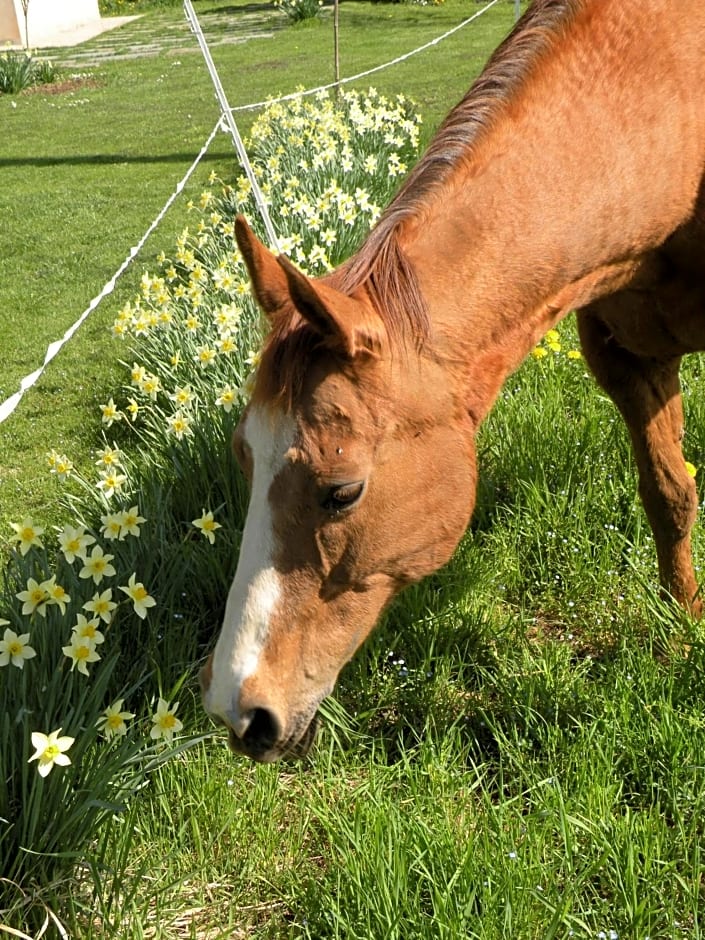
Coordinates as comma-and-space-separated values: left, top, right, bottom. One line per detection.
0, 118, 223, 425
230, 0, 502, 113
0, 0, 501, 426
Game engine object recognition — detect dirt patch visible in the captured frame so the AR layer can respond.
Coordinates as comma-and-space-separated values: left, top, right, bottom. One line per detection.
24, 76, 103, 96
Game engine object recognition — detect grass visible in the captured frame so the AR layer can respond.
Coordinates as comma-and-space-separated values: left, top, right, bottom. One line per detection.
4, 2, 705, 938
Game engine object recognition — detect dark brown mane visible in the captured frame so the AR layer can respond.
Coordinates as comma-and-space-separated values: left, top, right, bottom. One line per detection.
330, 0, 580, 337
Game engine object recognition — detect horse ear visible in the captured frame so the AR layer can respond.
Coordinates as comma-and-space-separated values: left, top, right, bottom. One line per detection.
277, 253, 386, 359
234, 215, 289, 318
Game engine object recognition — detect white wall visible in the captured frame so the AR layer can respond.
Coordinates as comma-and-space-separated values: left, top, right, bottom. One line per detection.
0, 0, 101, 46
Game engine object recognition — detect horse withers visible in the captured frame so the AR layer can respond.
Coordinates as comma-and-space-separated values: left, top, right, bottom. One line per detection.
201, 0, 705, 761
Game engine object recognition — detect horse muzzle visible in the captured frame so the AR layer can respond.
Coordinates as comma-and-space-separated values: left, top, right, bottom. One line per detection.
200, 657, 321, 762
226, 710, 320, 763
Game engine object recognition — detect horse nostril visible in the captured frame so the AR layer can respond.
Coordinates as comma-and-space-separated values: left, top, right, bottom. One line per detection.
242, 707, 281, 752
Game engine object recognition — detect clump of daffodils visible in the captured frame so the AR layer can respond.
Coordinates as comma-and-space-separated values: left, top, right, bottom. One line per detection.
105, 89, 422, 449
272, 0, 323, 22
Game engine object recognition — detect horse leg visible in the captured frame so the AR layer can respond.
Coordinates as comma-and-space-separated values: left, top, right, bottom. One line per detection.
577, 307, 701, 616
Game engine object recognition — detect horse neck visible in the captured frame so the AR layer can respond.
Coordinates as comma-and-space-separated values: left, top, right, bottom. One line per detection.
398, 0, 705, 426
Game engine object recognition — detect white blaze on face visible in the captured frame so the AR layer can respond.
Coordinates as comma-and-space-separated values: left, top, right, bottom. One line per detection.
204, 404, 294, 734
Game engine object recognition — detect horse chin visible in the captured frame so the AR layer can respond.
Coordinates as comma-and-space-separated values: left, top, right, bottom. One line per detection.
227, 713, 320, 764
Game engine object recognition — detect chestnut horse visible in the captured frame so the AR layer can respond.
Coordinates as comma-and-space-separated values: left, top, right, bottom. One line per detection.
201, 0, 705, 761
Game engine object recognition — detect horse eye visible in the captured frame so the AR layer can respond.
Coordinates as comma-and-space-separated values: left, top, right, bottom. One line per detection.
321, 481, 365, 514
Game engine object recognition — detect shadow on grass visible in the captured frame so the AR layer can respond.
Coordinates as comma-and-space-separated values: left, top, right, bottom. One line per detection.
0, 151, 235, 168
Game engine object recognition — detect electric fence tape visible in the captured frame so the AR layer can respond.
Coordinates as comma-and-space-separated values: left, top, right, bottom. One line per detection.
0, 118, 223, 426
0, 0, 502, 427
229, 0, 502, 114
184, 0, 280, 251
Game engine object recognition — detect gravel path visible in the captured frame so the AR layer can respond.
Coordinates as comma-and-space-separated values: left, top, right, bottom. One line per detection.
47, 6, 279, 69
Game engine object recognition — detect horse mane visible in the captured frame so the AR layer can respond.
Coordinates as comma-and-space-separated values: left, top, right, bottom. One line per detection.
256, 0, 581, 406
330, 0, 580, 336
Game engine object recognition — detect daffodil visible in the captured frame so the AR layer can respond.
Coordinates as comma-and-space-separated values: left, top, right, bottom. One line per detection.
95, 445, 123, 469
119, 506, 146, 538
97, 469, 128, 499
83, 589, 117, 624
215, 385, 237, 413
16, 578, 50, 617
216, 335, 236, 354
195, 345, 217, 368
169, 385, 196, 408
97, 699, 135, 740
0, 627, 36, 669
100, 398, 121, 427
126, 398, 139, 422
10, 518, 44, 556
28, 728, 74, 777
119, 574, 156, 620
79, 546, 116, 585
193, 510, 222, 545
72, 613, 105, 647
150, 698, 183, 743
166, 411, 192, 440
40, 576, 71, 615
101, 512, 124, 540
47, 451, 73, 480
139, 373, 161, 400
58, 524, 95, 563
62, 632, 101, 675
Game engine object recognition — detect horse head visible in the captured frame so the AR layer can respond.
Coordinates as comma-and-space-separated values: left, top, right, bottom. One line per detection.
200, 216, 477, 761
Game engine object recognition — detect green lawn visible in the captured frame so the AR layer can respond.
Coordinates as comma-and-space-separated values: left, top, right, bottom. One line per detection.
5, 3, 705, 938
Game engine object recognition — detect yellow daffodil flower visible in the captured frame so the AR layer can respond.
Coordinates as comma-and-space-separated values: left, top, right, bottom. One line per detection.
97, 699, 135, 741
9, 518, 44, 556
16, 578, 50, 617
0, 627, 36, 669
193, 510, 222, 545
119, 574, 156, 620
79, 546, 116, 585
29, 728, 74, 777
62, 632, 101, 676
58, 524, 95, 564
83, 589, 117, 624
150, 698, 183, 744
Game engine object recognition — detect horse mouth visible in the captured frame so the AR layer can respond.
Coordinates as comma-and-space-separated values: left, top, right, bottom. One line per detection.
227, 712, 320, 763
